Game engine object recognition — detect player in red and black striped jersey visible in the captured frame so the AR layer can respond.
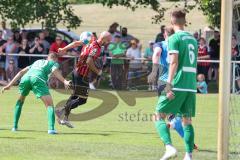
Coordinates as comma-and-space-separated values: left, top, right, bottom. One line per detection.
56, 31, 112, 128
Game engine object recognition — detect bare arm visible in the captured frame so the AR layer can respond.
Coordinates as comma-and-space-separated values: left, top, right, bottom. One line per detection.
52, 69, 71, 88
198, 55, 210, 60
52, 69, 67, 84
86, 57, 101, 75
148, 47, 162, 83
1, 67, 29, 93
58, 41, 84, 54
167, 53, 179, 84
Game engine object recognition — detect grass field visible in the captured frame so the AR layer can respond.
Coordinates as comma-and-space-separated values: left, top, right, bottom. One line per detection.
0, 87, 218, 160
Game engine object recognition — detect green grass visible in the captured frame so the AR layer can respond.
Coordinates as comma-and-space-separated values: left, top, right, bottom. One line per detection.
0, 87, 218, 160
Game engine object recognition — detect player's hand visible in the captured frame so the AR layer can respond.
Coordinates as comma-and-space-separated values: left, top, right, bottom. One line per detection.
58, 48, 65, 54
166, 90, 175, 100
1, 85, 11, 94
64, 80, 72, 90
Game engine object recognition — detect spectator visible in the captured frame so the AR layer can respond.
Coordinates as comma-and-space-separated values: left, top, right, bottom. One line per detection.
0, 30, 6, 80
18, 39, 30, 69
13, 30, 22, 44
29, 36, 44, 64
0, 36, 18, 70
193, 31, 199, 41
1, 21, 13, 41
43, 29, 55, 44
197, 74, 208, 94
121, 27, 134, 46
197, 37, 210, 82
108, 34, 127, 90
49, 36, 67, 61
6, 59, 19, 83
39, 32, 50, 54
108, 22, 120, 42
49, 36, 68, 76
155, 25, 165, 43
20, 29, 28, 40
144, 41, 154, 73
126, 39, 142, 87
208, 30, 220, 81
231, 35, 240, 92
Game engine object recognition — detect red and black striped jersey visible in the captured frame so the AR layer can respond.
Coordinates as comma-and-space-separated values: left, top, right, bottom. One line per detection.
76, 40, 101, 77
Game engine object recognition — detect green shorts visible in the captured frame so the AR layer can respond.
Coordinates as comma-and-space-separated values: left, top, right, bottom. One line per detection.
156, 91, 196, 117
19, 76, 50, 98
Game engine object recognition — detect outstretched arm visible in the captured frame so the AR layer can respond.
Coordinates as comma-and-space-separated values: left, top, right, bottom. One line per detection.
58, 41, 84, 54
52, 69, 71, 89
1, 67, 29, 93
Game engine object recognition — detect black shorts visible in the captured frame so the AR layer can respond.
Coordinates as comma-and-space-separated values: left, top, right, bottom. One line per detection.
72, 70, 89, 97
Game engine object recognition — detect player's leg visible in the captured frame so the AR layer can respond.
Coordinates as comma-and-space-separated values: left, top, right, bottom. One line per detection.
168, 115, 184, 138
154, 92, 185, 159
12, 95, 26, 131
40, 95, 56, 134
31, 77, 56, 134
13, 76, 31, 131
181, 92, 196, 160
62, 71, 88, 120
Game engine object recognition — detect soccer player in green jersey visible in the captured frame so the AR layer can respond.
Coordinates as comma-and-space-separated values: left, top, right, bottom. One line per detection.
153, 9, 198, 160
1, 53, 71, 134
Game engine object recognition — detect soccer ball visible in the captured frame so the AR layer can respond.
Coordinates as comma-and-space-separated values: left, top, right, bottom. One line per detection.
79, 31, 93, 45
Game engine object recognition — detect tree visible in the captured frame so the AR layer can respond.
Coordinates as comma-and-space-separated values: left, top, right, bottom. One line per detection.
0, 0, 82, 29
94, 0, 221, 28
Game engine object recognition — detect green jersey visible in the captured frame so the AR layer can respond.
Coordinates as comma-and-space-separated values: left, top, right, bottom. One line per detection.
168, 30, 198, 92
24, 59, 60, 83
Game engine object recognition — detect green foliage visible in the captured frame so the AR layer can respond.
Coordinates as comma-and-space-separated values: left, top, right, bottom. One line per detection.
0, 0, 82, 29
198, 0, 221, 28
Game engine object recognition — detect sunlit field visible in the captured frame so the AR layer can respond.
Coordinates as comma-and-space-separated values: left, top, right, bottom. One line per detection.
0, 87, 217, 160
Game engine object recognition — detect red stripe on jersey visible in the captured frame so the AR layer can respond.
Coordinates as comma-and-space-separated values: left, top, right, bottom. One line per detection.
76, 40, 102, 77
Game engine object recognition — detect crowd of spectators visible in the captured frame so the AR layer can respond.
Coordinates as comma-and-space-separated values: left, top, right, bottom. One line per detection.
1, 21, 238, 93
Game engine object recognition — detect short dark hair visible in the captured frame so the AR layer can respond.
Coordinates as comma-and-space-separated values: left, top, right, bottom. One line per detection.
161, 25, 166, 31
171, 9, 186, 25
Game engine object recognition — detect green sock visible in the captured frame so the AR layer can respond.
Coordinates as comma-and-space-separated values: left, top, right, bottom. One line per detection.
47, 106, 55, 130
13, 100, 24, 129
155, 119, 172, 145
183, 124, 195, 153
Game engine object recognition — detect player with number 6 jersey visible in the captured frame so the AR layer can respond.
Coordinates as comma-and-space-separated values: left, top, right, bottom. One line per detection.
154, 9, 198, 160
168, 31, 198, 92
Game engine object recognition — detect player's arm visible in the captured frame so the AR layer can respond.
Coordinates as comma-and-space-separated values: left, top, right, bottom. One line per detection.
86, 57, 102, 76
52, 69, 71, 89
58, 41, 84, 54
167, 53, 178, 85
148, 47, 162, 83
1, 67, 29, 93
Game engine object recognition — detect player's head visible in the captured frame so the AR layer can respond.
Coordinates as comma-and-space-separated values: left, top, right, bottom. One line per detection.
99, 31, 112, 45
48, 52, 58, 62
170, 9, 186, 28
164, 26, 175, 39
197, 74, 205, 82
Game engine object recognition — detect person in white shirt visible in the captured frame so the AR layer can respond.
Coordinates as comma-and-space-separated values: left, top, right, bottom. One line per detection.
126, 39, 142, 87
